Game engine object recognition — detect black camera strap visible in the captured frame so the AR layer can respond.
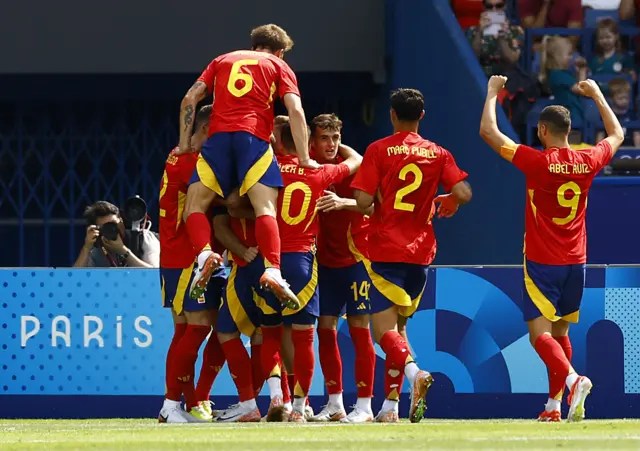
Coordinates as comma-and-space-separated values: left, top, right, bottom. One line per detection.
100, 246, 119, 268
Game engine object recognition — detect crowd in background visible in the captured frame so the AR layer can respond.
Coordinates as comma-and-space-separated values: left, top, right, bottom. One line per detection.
452, 0, 640, 174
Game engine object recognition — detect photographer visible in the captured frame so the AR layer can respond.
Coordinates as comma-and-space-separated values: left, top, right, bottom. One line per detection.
73, 201, 156, 268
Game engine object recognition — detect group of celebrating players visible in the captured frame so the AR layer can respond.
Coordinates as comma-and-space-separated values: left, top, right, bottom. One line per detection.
157, 23, 624, 424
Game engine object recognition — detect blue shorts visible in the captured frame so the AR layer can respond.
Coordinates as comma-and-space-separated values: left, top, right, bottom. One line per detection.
190, 131, 283, 198
217, 258, 267, 337
262, 252, 319, 327
160, 266, 225, 314
368, 262, 428, 317
523, 259, 586, 323
319, 262, 371, 317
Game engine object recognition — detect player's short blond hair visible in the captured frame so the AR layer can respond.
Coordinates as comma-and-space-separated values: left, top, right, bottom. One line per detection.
608, 77, 631, 97
251, 24, 294, 53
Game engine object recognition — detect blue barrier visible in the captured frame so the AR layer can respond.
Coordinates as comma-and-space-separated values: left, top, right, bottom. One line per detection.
1, 267, 638, 419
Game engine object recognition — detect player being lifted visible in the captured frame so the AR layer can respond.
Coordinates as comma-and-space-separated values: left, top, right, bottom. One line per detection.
178, 24, 318, 309
259, 122, 362, 423
480, 76, 623, 422
158, 106, 227, 423
309, 114, 376, 423
352, 89, 472, 423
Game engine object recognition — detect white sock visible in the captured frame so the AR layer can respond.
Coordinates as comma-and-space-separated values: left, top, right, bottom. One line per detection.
267, 377, 283, 399
566, 372, 579, 390
329, 393, 344, 409
381, 399, 398, 412
356, 397, 372, 413
545, 398, 561, 412
404, 362, 420, 384
239, 399, 257, 410
265, 267, 282, 278
163, 399, 181, 409
292, 397, 306, 412
197, 249, 213, 268
284, 402, 292, 411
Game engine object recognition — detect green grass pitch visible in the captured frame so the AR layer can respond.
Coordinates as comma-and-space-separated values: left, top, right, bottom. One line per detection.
1, 419, 639, 450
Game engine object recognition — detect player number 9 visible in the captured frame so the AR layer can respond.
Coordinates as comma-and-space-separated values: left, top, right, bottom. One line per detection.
394, 163, 423, 212
281, 182, 312, 225
552, 182, 581, 225
227, 59, 259, 98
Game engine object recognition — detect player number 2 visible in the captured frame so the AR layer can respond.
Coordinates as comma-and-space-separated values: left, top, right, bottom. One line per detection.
552, 182, 581, 225
158, 170, 168, 217
227, 59, 259, 98
394, 163, 423, 212
351, 281, 370, 301
281, 182, 312, 225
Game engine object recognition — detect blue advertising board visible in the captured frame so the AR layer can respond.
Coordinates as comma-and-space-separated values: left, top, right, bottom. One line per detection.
0, 267, 638, 418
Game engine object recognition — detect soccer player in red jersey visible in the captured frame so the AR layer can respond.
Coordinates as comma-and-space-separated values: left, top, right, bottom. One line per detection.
178, 24, 319, 309
304, 114, 376, 423
480, 76, 623, 422
255, 122, 362, 423
158, 106, 227, 423
352, 89, 472, 423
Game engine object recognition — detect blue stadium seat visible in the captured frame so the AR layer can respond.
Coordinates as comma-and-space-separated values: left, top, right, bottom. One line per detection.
584, 9, 619, 28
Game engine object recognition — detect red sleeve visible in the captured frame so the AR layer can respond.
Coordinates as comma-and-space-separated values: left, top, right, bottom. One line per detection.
518, 0, 536, 18
322, 163, 351, 187
567, 0, 583, 23
350, 144, 380, 195
439, 149, 469, 192
511, 144, 547, 177
585, 140, 613, 171
278, 62, 300, 99
197, 58, 218, 94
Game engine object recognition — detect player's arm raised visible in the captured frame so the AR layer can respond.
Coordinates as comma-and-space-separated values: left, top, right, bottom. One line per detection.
576, 80, 624, 155
283, 93, 317, 169
178, 80, 209, 154
212, 213, 258, 264
479, 75, 518, 160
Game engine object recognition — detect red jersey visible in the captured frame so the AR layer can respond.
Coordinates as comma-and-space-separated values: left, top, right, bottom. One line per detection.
317, 168, 370, 268
504, 141, 613, 265
198, 50, 300, 142
229, 216, 257, 267
277, 154, 351, 253
351, 132, 468, 265
159, 148, 198, 268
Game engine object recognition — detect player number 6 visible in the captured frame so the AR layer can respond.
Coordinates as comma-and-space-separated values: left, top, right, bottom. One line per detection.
227, 59, 259, 98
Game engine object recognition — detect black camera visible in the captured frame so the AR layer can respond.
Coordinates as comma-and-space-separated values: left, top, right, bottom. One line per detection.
98, 222, 119, 241
124, 196, 148, 232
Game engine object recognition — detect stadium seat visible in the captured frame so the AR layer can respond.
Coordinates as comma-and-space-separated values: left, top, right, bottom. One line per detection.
584, 9, 619, 28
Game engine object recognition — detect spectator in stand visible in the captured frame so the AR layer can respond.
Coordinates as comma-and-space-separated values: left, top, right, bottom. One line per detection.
619, 0, 640, 66
595, 78, 640, 146
467, 0, 524, 77
541, 36, 588, 123
519, 0, 583, 47
589, 18, 635, 79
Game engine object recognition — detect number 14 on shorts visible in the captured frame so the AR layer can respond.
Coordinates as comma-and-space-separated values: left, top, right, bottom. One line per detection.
351, 281, 371, 301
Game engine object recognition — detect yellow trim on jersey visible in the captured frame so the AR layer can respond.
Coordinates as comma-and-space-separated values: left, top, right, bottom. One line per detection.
240, 145, 274, 196
254, 289, 278, 316
161, 276, 167, 307
226, 264, 256, 337
500, 140, 518, 162
176, 191, 187, 230
302, 206, 318, 233
196, 154, 224, 198
562, 310, 580, 323
347, 225, 411, 308
172, 264, 195, 315
528, 189, 537, 223
283, 255, 319, 316
523, 259, 561, 322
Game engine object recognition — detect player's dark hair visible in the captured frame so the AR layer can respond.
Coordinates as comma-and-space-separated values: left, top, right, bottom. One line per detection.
195, 104, 212, 128
539, 105, 571, 135
310, 113, 343, 136
251, 24, 294, 53
279, 122, 310, 153
84, 201, 120, 226
390, 88, 424, 122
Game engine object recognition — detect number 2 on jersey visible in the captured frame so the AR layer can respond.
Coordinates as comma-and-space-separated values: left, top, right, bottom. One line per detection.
552, 181, 581, 225
227, 59, 259, 97
394, 163, 423, 212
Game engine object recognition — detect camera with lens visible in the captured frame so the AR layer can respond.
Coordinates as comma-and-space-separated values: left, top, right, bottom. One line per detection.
98, 222, 120, 242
